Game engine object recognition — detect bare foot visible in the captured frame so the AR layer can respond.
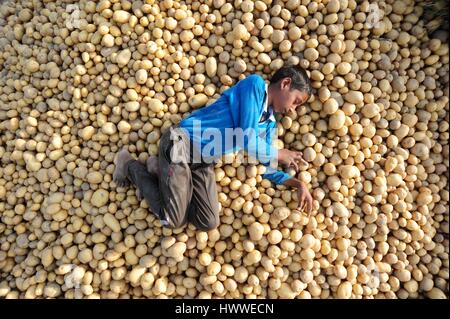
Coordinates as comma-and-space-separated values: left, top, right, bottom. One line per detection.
146, 156, 160, 177
113, 148, 134, 187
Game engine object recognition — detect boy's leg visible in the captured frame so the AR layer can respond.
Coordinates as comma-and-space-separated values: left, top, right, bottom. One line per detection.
146, 156, 159, 177
114, 128, 193, 228
155, 132, 193, 228
126, 159, 193, 228
187, 164, 220, 231
125, 159, 164, 218
113, 149, 162, 212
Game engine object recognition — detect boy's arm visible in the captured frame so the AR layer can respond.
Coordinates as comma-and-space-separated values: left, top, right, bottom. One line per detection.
261, 118, 313, 214
234, 75, 313, 213
262, 167, 313, 214
262, 168, 292, 185
234, 76, 279, 167
261, 121, 292, 184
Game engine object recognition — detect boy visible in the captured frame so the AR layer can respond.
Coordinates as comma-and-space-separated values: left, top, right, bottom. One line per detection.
113, 65, 314, 231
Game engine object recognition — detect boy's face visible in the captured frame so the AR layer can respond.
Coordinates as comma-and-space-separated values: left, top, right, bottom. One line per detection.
271, 78, 309, 115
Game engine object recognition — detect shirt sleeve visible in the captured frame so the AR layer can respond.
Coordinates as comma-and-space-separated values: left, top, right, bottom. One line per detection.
261, 121, 292, 185
234, 75, 278, 167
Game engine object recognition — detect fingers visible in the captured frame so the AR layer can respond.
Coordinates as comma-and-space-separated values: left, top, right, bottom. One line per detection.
298, 198, 305, 212
301, 201, 307, 213
291, 160, 299, 172
298, 194, 313, 215
293, 152, 308, 166
299, 193, 307, 212
293, 152, 304, 160
306, 197, 313, 214
299, 157, 308, 166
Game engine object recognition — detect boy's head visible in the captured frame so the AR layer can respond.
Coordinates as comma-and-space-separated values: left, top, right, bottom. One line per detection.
269, 65, 312, 114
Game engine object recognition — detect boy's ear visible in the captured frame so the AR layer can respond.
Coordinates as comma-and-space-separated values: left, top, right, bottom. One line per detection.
280, 77, 292, 90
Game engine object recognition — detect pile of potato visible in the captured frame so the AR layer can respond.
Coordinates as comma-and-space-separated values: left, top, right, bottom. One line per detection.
0, 0, 448, 299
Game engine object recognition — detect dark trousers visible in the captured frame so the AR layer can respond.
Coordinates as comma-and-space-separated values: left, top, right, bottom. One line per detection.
125, 127, 220, 231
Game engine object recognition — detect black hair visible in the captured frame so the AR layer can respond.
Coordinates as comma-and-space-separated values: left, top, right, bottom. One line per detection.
269, 65, 312, 97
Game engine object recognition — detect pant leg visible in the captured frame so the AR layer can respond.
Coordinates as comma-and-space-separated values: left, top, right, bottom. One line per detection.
127, 128, 193, 228
157, 128, 193, 228
126, 160, 163, 217
187, 164, 220, 231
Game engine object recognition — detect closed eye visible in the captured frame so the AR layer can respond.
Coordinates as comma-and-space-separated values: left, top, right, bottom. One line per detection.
294, 99, 304, 108
298, 97, 308, 106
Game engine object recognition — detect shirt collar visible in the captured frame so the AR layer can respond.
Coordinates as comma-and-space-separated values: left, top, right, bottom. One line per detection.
264, 83, 276, 122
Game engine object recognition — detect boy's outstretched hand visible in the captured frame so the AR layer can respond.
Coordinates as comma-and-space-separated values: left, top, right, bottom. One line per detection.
297, 182, 313, 215
278, 149, 308, 172
278, 149, 313, 215
283, 178, 314, 215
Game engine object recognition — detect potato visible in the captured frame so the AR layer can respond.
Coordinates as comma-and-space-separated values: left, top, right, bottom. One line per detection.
427, 288, 447, 299
149, 99, 164, 113
167, 242, 187, 261
41, 248, 54, 268
125, 102, 140, 112
102, 123, 117, 135
345, 91, 364, 104
361, 104, 380, 119
102, 34, 115, 47
79, 127, 95, 140
323, 98, 339, 115
198, 253, 212, 266
302, 133, 317, 147
337, 282, 352, 299
248, 222, 264, 241
129, 266, 146, 286
205, 57, 218, 77
329, 110, 346, 130
207, 262, 221, 276
135, 70, 148, 84
117, 121, 132, 133
277, 283, 297, 299
267, 230, 283, 245
86, 172, 103, 184
103, 213, 121, 233
116, 49, 131, 67
91, 189, 109, 207
189, 94, 209, 109
113, 10, 131, 24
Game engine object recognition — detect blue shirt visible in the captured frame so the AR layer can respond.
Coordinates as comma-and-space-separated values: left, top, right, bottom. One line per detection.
179, 75, 291, 185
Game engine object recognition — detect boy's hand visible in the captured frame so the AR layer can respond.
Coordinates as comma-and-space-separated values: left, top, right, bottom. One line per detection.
278, 149, 308, 172
283, 179, 314, 215
297, 182, 313, 215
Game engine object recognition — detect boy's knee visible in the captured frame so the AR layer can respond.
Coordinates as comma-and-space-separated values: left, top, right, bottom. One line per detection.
167, 215, 187, 229
197, 215, 219, 231
163, 218, 186, 229
160, 209, 186, 229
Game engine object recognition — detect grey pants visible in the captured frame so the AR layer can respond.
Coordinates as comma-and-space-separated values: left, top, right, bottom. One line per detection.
125, 127, 220, 231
